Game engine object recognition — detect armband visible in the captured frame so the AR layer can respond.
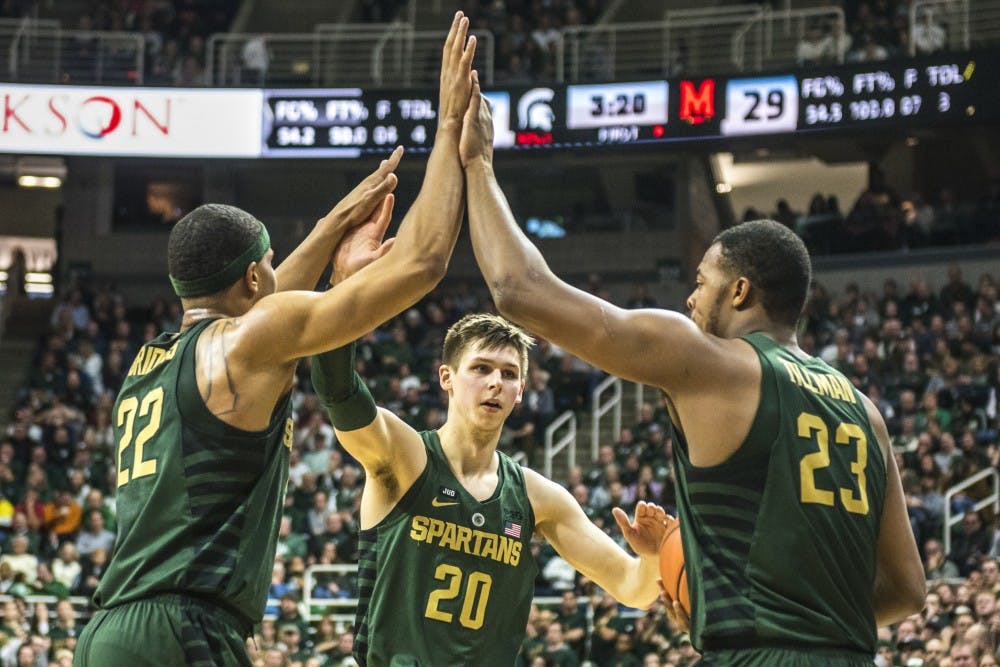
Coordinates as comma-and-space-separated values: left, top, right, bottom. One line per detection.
310, 342, 377, 431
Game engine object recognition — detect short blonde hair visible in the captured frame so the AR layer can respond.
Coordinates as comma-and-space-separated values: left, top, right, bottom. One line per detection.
442, 313, 534, 376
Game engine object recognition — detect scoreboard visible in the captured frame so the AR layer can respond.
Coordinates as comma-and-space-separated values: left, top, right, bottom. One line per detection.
261, 52, 996, 158
263, 88, 439, 157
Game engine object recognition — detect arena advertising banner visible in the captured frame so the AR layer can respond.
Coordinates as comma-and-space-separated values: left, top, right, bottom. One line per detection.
0, 85, 263, 157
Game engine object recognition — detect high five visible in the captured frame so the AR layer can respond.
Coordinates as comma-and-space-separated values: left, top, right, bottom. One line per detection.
461, 69, 925, 666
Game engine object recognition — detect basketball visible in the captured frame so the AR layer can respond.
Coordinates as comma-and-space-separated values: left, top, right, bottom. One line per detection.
659, 521, 690, 616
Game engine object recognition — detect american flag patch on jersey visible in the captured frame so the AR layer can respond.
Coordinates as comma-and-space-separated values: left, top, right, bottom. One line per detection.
504, 521, 522, 538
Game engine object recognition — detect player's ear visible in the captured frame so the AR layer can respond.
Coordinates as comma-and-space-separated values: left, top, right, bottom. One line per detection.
439, 363, 453, 391
731, 276, 752, 310
515, 379, 526, 404
244, 261, 260, 296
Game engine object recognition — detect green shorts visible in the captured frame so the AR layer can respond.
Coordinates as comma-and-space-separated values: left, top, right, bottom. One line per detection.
701, 646, 874, 666
73, 594, 253, 667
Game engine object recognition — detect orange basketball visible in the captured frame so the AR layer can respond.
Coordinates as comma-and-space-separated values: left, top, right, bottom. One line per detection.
658, 521, 690, 616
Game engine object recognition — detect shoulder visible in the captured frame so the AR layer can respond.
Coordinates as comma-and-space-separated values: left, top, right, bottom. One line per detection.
523, 468, 574, 522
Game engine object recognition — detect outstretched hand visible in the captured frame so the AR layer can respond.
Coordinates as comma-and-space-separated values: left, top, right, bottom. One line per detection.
612, 501, 670, 558
459, 70, 493, 168
320, 146, 402, 233
331, 193, 395, 284
438, 11, 477, 126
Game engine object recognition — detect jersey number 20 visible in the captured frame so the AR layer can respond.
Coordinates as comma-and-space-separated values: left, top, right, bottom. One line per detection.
797, 412, 869, 515
116, 387, 164, 488
424, 564, 493, 630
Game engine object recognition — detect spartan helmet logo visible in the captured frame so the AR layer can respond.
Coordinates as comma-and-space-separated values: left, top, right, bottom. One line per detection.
517, 88, 555, 132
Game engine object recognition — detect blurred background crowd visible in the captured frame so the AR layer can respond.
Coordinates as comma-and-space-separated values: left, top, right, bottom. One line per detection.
0, 0, 957, 86
0, 260, 995, 665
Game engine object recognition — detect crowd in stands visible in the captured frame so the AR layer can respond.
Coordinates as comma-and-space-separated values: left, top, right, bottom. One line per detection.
743, 178, 1000, 255
797, 0, 953, 67
462, 0, 609, 83
0, 260, 997, 666
0, 0, 970, 86
0, 0, 240, 86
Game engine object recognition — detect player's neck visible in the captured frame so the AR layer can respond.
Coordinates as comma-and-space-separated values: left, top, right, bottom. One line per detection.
180, 290, 250, 331
179, 303, 233, 331
729, 314, 798, 348
436, 420, 500, 478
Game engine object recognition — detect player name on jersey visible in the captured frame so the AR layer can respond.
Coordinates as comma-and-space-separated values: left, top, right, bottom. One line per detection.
409, 515, 524, 567
778, 359, 858, 404
126, 341, 179, 378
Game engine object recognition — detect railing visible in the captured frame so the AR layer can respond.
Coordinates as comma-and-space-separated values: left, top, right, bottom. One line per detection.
303, 563, 569, 623
633, 383, 656, 417
559, 5, 846, 81
944, 467, 999, 555
544, 409, 577, 480
6, 2, 1000, 87
2, 17, 57, 81
208, 32, 322, 87
591, 375, 622, 460
910, 0, 970, 56
372, 28, 494, 86
970, 0, 1000, 48
0, 594, 92, 619
206, 26, 494, 88
314, 21, 404, 87
6, 22, 144, 85
733, 6, 847, 70
666, 5, 768, 75
0, 269, 7, 347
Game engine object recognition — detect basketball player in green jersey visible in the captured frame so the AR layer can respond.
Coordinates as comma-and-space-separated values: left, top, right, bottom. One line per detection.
461, 100, 925, 663
73, 13, 478, 666
311, 310, 670, 667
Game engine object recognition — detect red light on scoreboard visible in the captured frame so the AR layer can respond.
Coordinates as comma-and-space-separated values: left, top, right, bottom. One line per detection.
652, 125, 665, 137
515, 131, 553, 146
679, 79, 716, 125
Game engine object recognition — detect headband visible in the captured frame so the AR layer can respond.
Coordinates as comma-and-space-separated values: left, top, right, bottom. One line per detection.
169, 223, 270, 298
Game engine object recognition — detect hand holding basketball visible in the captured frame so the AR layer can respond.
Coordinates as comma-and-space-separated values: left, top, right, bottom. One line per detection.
659, 515, 691, 625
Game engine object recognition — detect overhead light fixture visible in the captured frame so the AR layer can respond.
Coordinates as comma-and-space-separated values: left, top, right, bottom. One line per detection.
715, 182, 732, 194
18, 175, 62, 189
25, 283, 54, 295
15, 156, 66, 189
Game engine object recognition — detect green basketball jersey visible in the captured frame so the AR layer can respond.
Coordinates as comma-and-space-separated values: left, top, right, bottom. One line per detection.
354, 431, 537, 667
94, 319, 293, 625
672, 332, 886, 657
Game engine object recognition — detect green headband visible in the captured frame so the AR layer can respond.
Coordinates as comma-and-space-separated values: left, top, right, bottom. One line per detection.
169, 224, 270, 298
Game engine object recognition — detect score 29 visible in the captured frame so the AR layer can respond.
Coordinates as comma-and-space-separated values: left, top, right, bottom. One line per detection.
720, 75, 799, 136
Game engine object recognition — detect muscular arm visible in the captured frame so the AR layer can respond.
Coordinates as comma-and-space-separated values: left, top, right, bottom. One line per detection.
196, 14, 477, 432
310, 343, 426, 528
864, 395, 925, 625
464, 162, 743, 397
526, 469, 664, 609
227, 14, 476, 366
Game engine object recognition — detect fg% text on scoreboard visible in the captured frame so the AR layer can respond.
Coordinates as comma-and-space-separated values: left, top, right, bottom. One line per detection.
262, 90, 437, 158
797, 61, 972, 130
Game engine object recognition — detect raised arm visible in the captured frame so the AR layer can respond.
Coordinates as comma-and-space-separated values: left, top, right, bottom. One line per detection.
460, 101, 735, 394
865, 395, 926, 625
311, 338, 427, 527
272, 149, 402, 292
234, 12, 477, 364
